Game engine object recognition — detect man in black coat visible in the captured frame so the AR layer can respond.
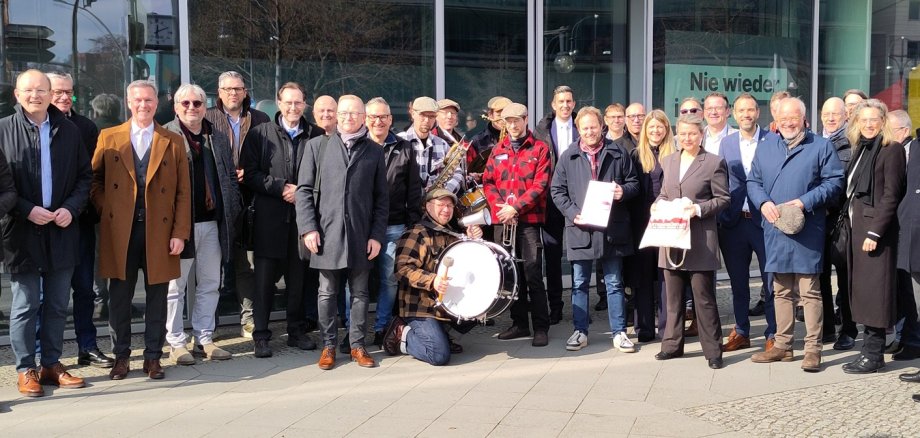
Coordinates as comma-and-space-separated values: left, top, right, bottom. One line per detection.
205, 71, 271, 338
241, 82, 322, 358
895, 112, 920, 401
1, 70, 91, 396
297, 95, 389, 371
47, 72, 114, 369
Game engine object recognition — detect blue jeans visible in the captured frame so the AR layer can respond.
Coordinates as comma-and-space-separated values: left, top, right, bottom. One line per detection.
10, 268, 74, 372
374, 224, 405, 333
571, 255, 625, 335
405, 317, 451, 366
72, 220, 98, 351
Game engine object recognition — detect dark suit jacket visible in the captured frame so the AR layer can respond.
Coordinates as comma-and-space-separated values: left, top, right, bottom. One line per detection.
898, 138, 920, 272
656, 149, 729, 271
717, 128, 774, 228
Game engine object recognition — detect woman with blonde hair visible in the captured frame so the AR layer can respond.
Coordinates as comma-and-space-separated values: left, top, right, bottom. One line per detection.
628, 109, 675, 341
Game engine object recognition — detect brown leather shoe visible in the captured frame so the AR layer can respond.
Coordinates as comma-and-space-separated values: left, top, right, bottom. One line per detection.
721, 329, 751, 352
765, 338, 775, 352
684, 318, 698, 337
351, 347, 377, 368
110, 357, 129, 380
751, 347, 794, 363
39, 363, 85, 388
18, 369, 44, 397
142, 359, 165, 380
318, 346, 336, 370
802, 351, 822, 372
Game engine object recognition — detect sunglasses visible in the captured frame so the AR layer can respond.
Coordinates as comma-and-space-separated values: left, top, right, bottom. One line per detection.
180, 100, 204, 109
679, 108, 701, 115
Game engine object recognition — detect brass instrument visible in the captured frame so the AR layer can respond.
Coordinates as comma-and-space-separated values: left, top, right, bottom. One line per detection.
429, 133, 469, 192
501, 195, 518, 258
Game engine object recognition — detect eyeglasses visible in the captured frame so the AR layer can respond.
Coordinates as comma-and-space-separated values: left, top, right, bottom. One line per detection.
705, 106, 726, 113
180, 100, 204, 109
52, 89, 74, 97
337, 111, 365, 119
219, 87, 246, 94
366, 114, 391, 122
280, 101, 305, 108
626, 114, 645, 120
679, 108, 701, 115
18, 89, 49, 96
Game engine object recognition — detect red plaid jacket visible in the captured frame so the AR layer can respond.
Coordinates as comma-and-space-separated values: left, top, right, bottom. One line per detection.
482, 132, 551, 224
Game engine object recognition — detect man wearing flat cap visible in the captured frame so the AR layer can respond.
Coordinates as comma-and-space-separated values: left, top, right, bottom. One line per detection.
470, 96, 511, 159
384, 188, 482, 365
399, 96, 464, 194
483, 102, 553, 347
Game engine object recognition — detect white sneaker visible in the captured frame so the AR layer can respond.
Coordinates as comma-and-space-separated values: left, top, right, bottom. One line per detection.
613, 332, 636, 353
566, 330, 588, 351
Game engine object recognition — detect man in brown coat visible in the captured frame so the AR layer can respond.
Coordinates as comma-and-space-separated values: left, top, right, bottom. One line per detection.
92, 80, 191, 380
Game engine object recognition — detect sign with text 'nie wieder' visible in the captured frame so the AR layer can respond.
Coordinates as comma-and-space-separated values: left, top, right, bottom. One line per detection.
663, 64, 788, 121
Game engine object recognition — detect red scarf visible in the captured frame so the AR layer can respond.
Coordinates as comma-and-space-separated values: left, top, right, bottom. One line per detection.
579, 139, 603, 180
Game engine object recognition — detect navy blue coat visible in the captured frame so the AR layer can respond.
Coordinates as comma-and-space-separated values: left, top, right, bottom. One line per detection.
718, 128, 776, 228
550, 139, 639, 261
746, 131, 845, 274
898, 139, 920, 272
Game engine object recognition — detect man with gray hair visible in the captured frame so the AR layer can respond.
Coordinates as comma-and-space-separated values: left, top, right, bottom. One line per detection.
164, 84, 241, 364
205, 71, 270, 339
748, 97, 844, 372
297, 94, 389, 370
91, 93, 122, 130
93, 79, 191, 380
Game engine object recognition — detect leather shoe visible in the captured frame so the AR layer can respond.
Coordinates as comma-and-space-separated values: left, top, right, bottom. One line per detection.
449, 340, 463, 354
914, 394, 920, 403
721, 329, 751, 352
78, 349, 115, 368
821, 332, 838, 344
287, 333, 317, 351
751, 347, 793, 363
39, 363, 85, 388
109, 357, 129, 380
383, 316, 407, 356
708, 357, 723, 369
594, 299, 607, 311
351, 347, 377, 368
18, 369, 43, 397
142, 359, 164, 379
885, 340, 903, 355
655, 350, 683, 360
801, 351, 822, 372
898, 370, 920, 383
549, 308, 563, 325
532, 331, 549, 347
833, 333, 856, 351
253, 339, 272, 358
497, 326, 531, 340
794, 306, 805, 322
749, 300, 765, 316
842, 354, 885, 374
894, 345, 920, 361
318, 346, 336, 370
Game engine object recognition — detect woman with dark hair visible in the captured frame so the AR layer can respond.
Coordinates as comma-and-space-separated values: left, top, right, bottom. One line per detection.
653, 114, 729, 369
841, 99, 906, 374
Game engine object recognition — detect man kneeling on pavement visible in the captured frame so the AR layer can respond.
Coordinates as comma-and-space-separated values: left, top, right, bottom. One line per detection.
383, 188, 482, 365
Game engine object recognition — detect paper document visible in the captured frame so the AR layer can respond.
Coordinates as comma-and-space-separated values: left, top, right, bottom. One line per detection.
579, 180, 616, 228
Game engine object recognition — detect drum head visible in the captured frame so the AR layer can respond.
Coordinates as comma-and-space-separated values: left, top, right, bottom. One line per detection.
440, 241, 502, 319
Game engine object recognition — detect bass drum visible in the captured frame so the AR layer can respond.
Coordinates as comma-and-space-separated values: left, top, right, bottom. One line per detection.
436, 239, 517, 322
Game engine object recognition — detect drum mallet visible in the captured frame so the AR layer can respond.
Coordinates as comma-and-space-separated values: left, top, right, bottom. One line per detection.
438, 257, 454, 302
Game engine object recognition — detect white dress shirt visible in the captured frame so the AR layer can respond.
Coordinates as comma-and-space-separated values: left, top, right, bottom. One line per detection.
555, 117, 573, 156
130, 121, 154, 159
738, 127, 761, 212
704, 124, 736, 156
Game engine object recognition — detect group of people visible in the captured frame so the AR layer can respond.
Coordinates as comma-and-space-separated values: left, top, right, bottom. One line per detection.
3, 68, 920, 403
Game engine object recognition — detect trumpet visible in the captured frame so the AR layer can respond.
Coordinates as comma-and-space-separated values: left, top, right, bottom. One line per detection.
501, 195, 517, 257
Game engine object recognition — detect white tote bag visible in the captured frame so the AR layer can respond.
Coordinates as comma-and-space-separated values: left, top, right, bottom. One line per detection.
638, 198, 692, 268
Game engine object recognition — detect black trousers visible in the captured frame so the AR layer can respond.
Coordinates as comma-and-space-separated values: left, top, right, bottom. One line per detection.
819, 236, 852, 337
252, 228, 310, 341
541, 206, 564, 314
108, 220, 168, 360
661, 269, 722, 360
631, 247, 659, 339
862, 325, 887, 361
497, 224, 549, 332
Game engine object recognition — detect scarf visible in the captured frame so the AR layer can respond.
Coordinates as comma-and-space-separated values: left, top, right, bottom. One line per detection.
579, 138, 604, 180
179, 121, 215, 211
340, 125, 368, 149
782, 130, 806, 150
848, 135, 883, 206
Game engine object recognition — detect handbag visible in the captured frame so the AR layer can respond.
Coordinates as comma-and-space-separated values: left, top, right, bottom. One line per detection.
639, 198, 692, 268
829, 197, 851, 256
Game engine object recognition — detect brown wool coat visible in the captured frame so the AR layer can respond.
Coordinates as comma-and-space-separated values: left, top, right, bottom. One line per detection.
91, 121, 191, 284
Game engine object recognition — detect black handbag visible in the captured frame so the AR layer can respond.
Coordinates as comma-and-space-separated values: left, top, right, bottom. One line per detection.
829, 197, 851, 256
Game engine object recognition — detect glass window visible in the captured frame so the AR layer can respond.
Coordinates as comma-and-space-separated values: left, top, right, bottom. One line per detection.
543, 1, 628, 116
653, 1, 814, 127
910, 1, 920, 20
444, 0, 527, 138
188, 0, 435, 130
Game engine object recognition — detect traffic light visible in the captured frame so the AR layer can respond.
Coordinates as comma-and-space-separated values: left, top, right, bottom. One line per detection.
5, 24, 55, 63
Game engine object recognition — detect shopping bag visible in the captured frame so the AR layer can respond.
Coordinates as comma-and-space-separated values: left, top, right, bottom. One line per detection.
639, 198, 692, 267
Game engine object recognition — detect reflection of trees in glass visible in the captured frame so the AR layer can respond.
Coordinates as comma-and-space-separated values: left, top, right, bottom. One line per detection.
189, 0, 429, 102
81, 34, 128, 105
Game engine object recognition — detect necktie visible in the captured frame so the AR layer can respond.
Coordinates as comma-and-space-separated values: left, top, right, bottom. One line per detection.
287, 129, 297, 139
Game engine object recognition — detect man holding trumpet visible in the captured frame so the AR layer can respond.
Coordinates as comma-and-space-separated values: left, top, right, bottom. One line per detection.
384, 188, 482, 365
482, 102, 553, 347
